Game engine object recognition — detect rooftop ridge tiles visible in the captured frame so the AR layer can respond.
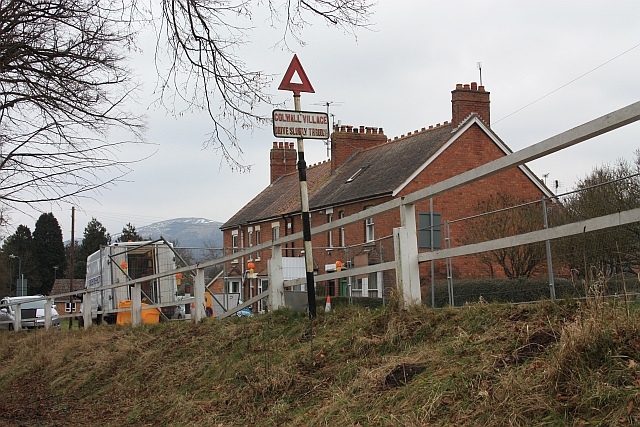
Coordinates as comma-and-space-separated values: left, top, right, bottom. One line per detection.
385, 121, 452, 143
450, 112, 488, 133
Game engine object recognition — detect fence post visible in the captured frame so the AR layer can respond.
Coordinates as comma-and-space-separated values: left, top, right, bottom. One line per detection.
83, 292, 92, 330
394, 201, 421, 308
13, 302, 21, 331
542, 197, 556, 300
131, 283, 142, 326
44, 298, 52, 330
193, 267, 206, 322
268, 244, 285, 311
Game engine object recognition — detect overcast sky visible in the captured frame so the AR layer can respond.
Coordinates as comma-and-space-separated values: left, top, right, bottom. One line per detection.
7, 0, 640, 242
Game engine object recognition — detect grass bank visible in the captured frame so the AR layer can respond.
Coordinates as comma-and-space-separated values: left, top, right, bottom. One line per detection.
1, 294, 640, 426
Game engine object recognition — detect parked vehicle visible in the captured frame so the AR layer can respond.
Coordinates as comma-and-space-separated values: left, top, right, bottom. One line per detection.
84, 240, 179, 324
236, 300, 254, 317
0, 296, 60, 330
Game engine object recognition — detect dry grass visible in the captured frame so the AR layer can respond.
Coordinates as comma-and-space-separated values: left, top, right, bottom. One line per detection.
1, 284, 640, 426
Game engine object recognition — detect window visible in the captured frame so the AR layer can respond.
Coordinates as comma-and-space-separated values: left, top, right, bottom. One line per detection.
339, 211, 345, 247
248, 229, 253, 260
365, 217, 374, 242
65, 302, 77, 313
327, 213, 333, 247
226, 281, 240, 294
272, 222, 280, 241
232, 230, 239, 253
258, 279, 269, 312
367, 272, 382, 298
418, 212, 442, 249
351, 277, 365, 297
255, 228, 261, 260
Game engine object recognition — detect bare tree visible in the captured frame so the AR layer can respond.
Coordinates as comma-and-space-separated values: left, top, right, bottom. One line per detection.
556, 155, 640, 277
462, 194, 547, 279
0, 0, 145, 215
0, 0, 373, 215
152, 0, 373, 170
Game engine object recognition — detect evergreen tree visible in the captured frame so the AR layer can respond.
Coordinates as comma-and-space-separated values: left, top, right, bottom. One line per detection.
117, 223, 145, 242
32, 213, 65, 295
72, 218, 111, 279
2, 225, 38, 296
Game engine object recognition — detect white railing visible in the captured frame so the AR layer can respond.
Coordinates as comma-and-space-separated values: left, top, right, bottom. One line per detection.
3, 101, 639, 331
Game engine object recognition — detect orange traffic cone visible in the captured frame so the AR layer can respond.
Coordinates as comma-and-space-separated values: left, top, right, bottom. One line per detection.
325, 295, 331, 312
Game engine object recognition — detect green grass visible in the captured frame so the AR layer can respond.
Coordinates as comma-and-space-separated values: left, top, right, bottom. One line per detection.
1, 293, 640, 426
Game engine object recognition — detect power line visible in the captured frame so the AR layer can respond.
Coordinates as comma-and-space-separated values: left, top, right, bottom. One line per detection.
494, 42, 640, 125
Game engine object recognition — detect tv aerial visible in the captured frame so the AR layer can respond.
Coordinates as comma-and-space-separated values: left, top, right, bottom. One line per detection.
312, 101, 343, 157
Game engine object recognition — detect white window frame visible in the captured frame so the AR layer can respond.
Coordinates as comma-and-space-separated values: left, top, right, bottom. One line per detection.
65, 302, 77, 313
255, 228, 261, 260
339, 210, 345, 247
365, 217, 375, 242
232, 230, 239, 253
272, 222, 280, 241
258, 279, 269, 312
248, 230, 253, 260
327, 213, 333, 248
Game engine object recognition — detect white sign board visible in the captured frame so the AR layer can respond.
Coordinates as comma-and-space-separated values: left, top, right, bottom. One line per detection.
272, 109, 329, 139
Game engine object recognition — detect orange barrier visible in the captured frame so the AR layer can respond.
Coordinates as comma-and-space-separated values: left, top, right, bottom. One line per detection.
116, 300, 161, 325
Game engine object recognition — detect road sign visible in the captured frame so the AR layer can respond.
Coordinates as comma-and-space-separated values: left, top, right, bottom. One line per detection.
272, 109, 329, 139
278, 55, 315, 94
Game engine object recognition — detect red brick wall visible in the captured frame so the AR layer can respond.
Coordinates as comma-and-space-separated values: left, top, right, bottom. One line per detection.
331, 126, 387, 172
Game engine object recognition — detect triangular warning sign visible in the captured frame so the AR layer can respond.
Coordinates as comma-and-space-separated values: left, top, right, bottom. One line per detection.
278, 54, 315, 94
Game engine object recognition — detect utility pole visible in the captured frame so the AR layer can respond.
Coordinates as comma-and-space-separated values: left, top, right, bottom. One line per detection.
69, 206, 75, 329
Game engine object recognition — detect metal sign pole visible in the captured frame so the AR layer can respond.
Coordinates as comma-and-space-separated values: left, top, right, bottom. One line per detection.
294, 93, 317, 318
276, 55, 325, 319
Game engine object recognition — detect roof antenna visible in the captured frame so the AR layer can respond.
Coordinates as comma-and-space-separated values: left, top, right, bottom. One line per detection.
477, 62, 483, 86
312, 101, 343, 158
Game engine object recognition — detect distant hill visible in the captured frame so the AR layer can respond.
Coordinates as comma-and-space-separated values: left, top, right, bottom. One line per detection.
135, 218, 223, 250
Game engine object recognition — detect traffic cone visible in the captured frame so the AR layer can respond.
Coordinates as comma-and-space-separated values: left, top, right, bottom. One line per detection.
325, 295, 331, 312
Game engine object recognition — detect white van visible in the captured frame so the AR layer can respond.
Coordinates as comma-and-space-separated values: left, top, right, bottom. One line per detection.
0, 296, 61, 330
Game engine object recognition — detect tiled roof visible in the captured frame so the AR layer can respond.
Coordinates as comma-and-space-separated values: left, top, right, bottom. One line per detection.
50, 279, 84, 296
221, 124, 454, 229
222, 160, 332, 229
311, 124, 453, 209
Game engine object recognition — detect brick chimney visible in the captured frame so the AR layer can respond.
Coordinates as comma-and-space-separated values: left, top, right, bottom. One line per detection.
451, 82, 490, 128
330, 125, 387, 172
270, 141, 297, 183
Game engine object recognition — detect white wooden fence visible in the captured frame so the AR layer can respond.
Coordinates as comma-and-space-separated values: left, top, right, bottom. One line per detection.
2, 101, 640, 330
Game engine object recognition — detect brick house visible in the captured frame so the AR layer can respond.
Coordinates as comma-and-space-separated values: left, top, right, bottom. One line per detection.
50, 279, 83, 315
220, 82, 553, 305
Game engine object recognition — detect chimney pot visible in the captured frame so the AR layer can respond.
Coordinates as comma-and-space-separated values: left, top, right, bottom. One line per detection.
463, 84, 470, 90
421, 127, 426, 131
278, 141, 284, 148
347, 126, 353, 132
456, 83, 463, 90
478, 85, 485, 91
443, 121, 449, 125
471, 82, 478, 90
272, 141, 278, 148
429, 125, 433, 129
289, 142, 294, 149
379, 128, 383, 134
359, 125, 365, 133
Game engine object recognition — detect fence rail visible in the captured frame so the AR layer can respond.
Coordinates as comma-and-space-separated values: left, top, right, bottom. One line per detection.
2, 101, 639, 331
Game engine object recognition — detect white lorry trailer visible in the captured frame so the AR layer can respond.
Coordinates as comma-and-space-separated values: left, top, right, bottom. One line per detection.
84, 240, 179, 324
